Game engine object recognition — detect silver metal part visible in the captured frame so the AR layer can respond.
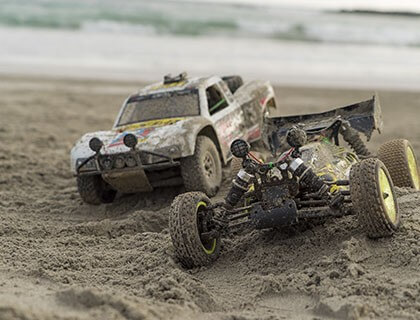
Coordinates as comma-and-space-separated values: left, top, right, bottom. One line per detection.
288, 158, 304, 173
237, 169, 254, 183
279, 163, 288, 171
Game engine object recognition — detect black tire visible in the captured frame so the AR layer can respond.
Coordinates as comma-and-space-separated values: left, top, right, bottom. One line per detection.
77, 175, 117, 205
181, 136, 222, 197
377, 139, 419, 190
350, 158, 400, 238
222, 76, 244, 94
169, 192, 221, 268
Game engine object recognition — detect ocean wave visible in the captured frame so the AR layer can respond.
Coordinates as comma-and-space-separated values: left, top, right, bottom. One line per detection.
336, 9, 420, 17
1, 0, 420, 47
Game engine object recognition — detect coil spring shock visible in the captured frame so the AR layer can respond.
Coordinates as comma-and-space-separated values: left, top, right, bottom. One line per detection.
289, 158, 345, 209
340, 123, 371, 157
225, 169, 254, 207
289, 158, 329, 197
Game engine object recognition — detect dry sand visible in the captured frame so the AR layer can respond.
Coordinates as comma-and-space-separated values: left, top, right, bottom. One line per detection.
0, 75, 419, 320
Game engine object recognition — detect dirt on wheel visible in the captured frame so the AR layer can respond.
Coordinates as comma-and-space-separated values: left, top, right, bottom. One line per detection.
0, 76, 419, 320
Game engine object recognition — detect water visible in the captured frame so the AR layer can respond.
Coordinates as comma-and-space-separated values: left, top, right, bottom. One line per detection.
1, 0, 420, 89
2, 0, 420, 47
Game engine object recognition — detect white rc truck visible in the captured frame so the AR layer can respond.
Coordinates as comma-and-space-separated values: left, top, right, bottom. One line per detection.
70, 73, 277, 204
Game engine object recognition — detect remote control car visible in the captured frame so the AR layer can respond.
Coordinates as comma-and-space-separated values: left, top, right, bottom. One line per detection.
169, 96, 419, 268
71, 73, 277, 204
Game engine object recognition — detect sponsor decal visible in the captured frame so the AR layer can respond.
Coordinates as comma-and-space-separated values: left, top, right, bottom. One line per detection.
108, 128, 155, 148
117, 118, 185, 132
109, 118, 185, 148
149, 81, 187, 91
216, 112, 244, 146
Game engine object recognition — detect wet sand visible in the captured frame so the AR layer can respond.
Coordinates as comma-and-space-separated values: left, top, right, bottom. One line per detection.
0, 75, 419, 320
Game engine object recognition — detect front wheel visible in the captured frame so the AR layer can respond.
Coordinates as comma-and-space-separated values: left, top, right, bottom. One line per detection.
180, 136, 222, 197
350, 158, 400, 238
169, 192, 221, 268
77, 175, 116, 205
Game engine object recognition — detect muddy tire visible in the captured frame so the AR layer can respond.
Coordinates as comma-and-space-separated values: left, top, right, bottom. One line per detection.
77, 175, 116, 205
377, 139, 419, 190
181, 136, 222, 197
169, 192, 221, 268
350, 158, 400, 238
222, 75, 243, 94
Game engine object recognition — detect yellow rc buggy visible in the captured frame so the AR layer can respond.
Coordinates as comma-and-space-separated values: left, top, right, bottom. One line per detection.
169, 96, 419, 268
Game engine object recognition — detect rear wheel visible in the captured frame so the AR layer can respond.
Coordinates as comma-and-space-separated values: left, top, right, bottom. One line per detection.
77, 175, 116, 205
222, 76, 244, 94
169, 192, 221, 268
181, 136, 222, 197
350, 158, 400, 238
377, 139, 419, 190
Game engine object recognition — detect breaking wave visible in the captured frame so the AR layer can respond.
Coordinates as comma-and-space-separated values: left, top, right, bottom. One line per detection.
1, 0, 420, 47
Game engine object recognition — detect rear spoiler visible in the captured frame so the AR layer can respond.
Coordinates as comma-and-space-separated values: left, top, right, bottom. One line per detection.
264, 95, 383, 151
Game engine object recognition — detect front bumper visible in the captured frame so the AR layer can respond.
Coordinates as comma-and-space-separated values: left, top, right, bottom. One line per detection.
76, 150, 181, 193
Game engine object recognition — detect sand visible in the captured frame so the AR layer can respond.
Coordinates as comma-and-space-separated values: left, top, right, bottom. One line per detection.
0, 75, 419, 320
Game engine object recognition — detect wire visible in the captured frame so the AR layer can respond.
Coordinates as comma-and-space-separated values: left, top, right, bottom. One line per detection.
248, 152, 263, 163
277, 147, 295, 162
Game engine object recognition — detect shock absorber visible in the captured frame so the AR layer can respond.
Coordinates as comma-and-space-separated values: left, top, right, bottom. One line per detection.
288, 158, 329, 197
340, 122, 371, 157
225, 169, 254, 207
288, 157, 346, 209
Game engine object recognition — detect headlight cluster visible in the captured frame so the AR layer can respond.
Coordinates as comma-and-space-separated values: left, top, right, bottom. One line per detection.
98, 153, 139, 170
76, 158, 97, 171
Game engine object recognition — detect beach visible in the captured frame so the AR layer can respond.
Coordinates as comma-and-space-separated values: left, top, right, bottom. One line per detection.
0, 75, 419, 319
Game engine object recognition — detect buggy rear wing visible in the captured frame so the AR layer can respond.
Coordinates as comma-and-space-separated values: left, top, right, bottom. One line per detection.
264, 95, 383, 152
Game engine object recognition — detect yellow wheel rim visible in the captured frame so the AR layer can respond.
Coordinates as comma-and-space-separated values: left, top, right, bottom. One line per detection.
197, 201, 217, 255
406, 146, 420, 190
378, 168, 397, 223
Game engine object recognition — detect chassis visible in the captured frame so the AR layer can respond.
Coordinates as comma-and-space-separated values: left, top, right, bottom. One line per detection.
169, 96, 420, 268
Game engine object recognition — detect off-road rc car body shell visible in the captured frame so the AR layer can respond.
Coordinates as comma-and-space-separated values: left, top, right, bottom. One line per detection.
70, 75, 276, 194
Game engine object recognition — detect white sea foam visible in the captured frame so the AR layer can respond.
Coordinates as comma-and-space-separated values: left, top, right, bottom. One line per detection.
1, 26, 420, 90
1, 0, 420, 46
1, 0, 420, 89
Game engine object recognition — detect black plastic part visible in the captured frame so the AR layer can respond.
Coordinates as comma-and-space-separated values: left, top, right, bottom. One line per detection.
264, 96, 380, 154
76, 155, 97, 174
123, 133, 138, 149
294, 162, 326, 193
225, 176, 249, 207
249, 200, 298, 229
230, 139, 250, 158
286, 127, 307, 149
89, 137, 103, 153
340, 124, 371, 157
164, 72, 187, 84
262, 185, 290, 208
